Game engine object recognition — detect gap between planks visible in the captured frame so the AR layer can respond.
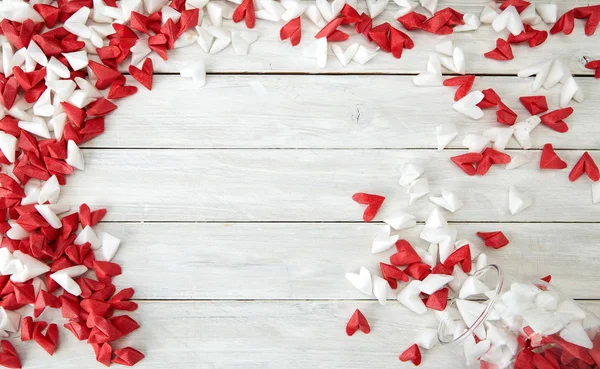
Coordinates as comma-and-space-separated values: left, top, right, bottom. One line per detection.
96, 220, 600, 224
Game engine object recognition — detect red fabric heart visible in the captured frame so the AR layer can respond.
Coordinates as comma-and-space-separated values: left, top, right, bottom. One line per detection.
403, 262, 431, 280
477, 88, 501, 109
484, 38, 514, 61
443, 245, 472, 273
129, 58, 153, 91
540, 143, 567, 170
477, 231, 510, 249
550, 9, 576, 35
399, 344, 422, 365
351, 193, 385, 222
586, 60, 600, 78
443, 75, 475, 101
451, 153, 483, 176
232, 0, 256, 29
380, 262, 408, 289
476, 148, 511, 176
496, 101, 518, 125
569, 152, 600, 182
390, 240, 421, 266
424, 287, 448, 311
540, 107, 573, 133
346, 309, 370, 336
113, 347, 145, 366
280, 17, 301, 46
519, 95, 548, 115
573, 5, 600, 36
316, 18, 344, 39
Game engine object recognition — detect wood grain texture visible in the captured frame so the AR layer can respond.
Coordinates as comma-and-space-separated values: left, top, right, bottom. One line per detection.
100, 222, 600, 299
87, 75, 600, 150
63, 149, 599, 222
143, 0, 600, 74
15, 301, 600, 369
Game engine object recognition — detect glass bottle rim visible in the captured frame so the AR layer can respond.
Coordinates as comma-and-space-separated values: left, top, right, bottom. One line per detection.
437, 264, 505, 346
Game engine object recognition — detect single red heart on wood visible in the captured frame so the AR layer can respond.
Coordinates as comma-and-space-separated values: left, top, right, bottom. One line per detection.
352, 193, 385, 222
346, 309, 370, 336
443, 75, 475, 101
477, 231, 510, 249
399, 344, 422, 365
484, 38, 514, 61
232, 0, 256, 29
129, 58, 153, 90
451, 153, 483, 176
540, 143, 567, 170
540, 107, 573, 133
280, 17, 301, 46
569, 152, 600, 182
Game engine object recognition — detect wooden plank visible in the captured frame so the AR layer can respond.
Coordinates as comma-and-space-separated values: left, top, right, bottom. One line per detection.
88, 75, 599, 149
102, 222, 600, 299
145, 0, 600, 74
63, 149, 599, 222
17, 300, 600, 369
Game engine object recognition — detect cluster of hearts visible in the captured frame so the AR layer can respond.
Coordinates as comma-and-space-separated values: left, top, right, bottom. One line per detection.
349, 181, 600, 368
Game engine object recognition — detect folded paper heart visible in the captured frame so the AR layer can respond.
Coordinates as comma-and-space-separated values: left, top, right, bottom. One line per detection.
429, 191, 463, 212
419, 273, 453, 295
399, 344, 422, 365
484, 38, 514, 61
483, 127, 514, 151
413, 55, 443, 86
255, 0, 286, 22
406, 177, 429, 204
477, 231, 509, 249
569, 152, 600, 182
129, 58, 153, 90
345, 266, 373, 295
452, 90, 484, 120
394, 0, 418, 18
373, 275, 392, 305
398, 280, 427, 314
316, 0, 345, 21
436, 122, 458, 150
380, 262, 409, 289
443, 244, 472, 273
477, 88, 501, 109
540, 143, 567, 170
454, 13, 480, 32
232, 0, 256, 28
508, 25, 548, 48
415, 329, 439, 350
443, 75, 475, 101
480, 1, 500, 23
509, 185, 532, 215
440, 46, 466, 74
520, 95, 548, 115
346, 309, 370, 336
539, 107, 573, 133
371, 225, 400, 253
398, 163, 424, 186
390, 240, 422, 266
496, 101, 518, 126
384, 211, 416, 230
586, 60, 600, 78
520, 4, 541, 25
180, 61, 207, 88
425, 287, 448, 310
573, 5, 600, 36
492, 5, 525, 35
512, 115, 541, 149
282, 1, 308, 22
352, 193, 385, 222
280, 17, 301, 46
366, 0, 389, 19
303, 38, 328, 68
451, 152, 483, 176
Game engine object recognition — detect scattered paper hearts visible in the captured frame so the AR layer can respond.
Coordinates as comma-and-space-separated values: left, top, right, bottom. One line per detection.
540, 143, 567, 170
569, 152, 600, 182
399, 344, 422, 365
346, 309, 371, 336
477, 231, 509, 249
484, 38, 514, 60
443, 75, 475, 101
129, 58, 153, 90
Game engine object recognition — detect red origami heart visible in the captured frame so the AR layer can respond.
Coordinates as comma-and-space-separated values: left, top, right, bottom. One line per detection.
316, 18, 344, 39
424, 287, 448, 311
399, 344, 422, 365
451, 153, 483, 176
476, 148, 511, 176
33, 4, 61, 27
496, 101, 518, 125
280, 17, 301, 46
477, 88, 502, 109
500, 0, 531, 13
390, 240, 421, 266
0, 340, 20, 369
346, 309, 370, 336
0, 77, 19, 110
443, 245, 472, 273
89, 61, 125, 90
404, 262, 431, 280
340, 4, 362, 24
484, 38, 514, 61
520, 95, 548, 115
443, 75, 475, 101
540, 107, 573, 133
351, 193, 385, 222
129, 58, 153, 90
389, 26, 414, 59
569, 152, 600, 182
550, 9, 575, 35
585, 60, 600, 78
368, 23, 391, 52
112, 347, 145, 366
540, 143, 567, 170
380, 262, 408, 289
573, 5, 600, 36
232, 0, 256, 29
355, 13, 373, 38
33, 323, 59, 355
107, 82, 138, 99
477, 231, 510, 249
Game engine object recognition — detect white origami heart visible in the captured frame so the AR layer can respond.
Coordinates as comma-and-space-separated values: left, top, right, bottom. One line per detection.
406, 177, 429, 204
2, 43, 26, 77
49, 113, 68, 140
303, 38, 328, 68
34, 204, 62, 229
1, 0, 44, 23
419, 274, 453, 295
425, 207, 447, 228
536, 2, 557, 24
394, 0, 418, 17
345, 267, 373, 296
32, 89, 54, 117
419, 0, 437, 15
560, 321, 593, 349
256, 0, 286, 22
366, 0, 389, 18
351, 45, 377, 65
480, 1, 500, 23
384, 211, 416, 230
46, 79, 77, 101
96, 232, 121, 261
520, 4, 541, 25
231, 30, 258, 56
39, 175, 60, 204
414, 55, 442, 86
74, 225, 102, 249
535, 291, 559, 311
456, 299, 487, 328
459, 276, 491, 299
331, 43, 359, 67
462, 134, 490, 153
66, 140, 85, 170
161, 5, 181, 24
473, 253, 488, 272
206, 26, 231, 54
483, 127, 514, 151
196, 25, 215, 53
557, 299, 586, 321
511, 282, 541, 299
440, 46, 466, 74
399, 163, 424, 186
64, 7, 92, 39
512, 116, 541, 150
430, 191, 463, 213
18, 116, 50, 139
464, 337, 491, 366
508, 185, 532, 215
454, 13, 480, 32
492, 5, 524, 36
47, 56, 71, 79
560, 76, 584, 108
10, 251, 51, 283
6, 220, 28, 241
75, 77, 103, 99
373, 275, 391, 305
543, 59, 569, 90
206, 2, 233, 27
180, 61, 207, 88
0, 132, 17, 163
436, 122, 458, 150
398, 280, 427, 314
281, 1, 308, 21
452, 91, 484, 120
415, 329, 439, 349
131, 39, 152, 66
187, 0, 210, 9
144, 0, 169, 14
449, 265, 468, 291
305, 5, 327, 27
316, 0, 345, 21
21, 179, 41, 206
174, 29, 199, 49
67, 89, 93, 109
435, 39, 453, 56
0, 308, 21, 334
50, 265, 88, 296
26, 41, 48, 68
372, 225, 400, 254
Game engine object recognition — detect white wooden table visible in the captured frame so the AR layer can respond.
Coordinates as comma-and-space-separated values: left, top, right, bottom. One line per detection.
24, 1, 600, 367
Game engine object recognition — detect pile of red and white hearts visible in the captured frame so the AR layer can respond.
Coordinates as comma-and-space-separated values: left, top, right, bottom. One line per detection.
349, 166, 600, 367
